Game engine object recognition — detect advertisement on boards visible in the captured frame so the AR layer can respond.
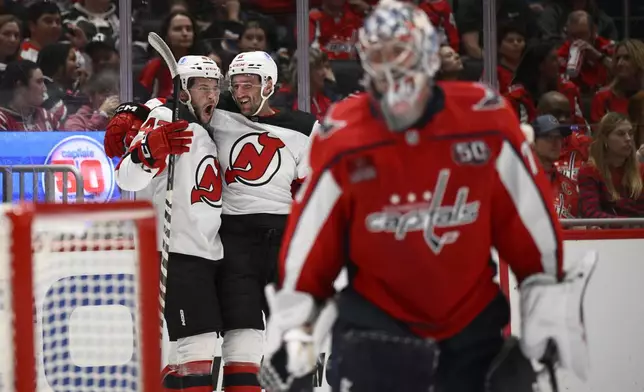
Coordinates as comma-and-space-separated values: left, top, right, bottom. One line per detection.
0, 131, 121, 202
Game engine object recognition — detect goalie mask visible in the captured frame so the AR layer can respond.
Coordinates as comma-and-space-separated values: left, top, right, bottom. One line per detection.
177, 55, 222, 123
357, 0, 441, 132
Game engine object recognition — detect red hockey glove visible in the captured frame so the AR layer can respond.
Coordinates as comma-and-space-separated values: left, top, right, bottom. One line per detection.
104, 103, 150, 158
130, 120, 193, 169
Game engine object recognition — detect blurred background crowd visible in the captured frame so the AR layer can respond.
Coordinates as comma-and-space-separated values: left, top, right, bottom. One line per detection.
0, 0, 643, 218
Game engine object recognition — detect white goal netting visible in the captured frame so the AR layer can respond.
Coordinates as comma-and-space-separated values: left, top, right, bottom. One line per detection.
0, 206, 157, 392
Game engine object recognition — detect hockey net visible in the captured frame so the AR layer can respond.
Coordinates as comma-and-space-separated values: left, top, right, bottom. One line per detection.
0, 202, 160, 392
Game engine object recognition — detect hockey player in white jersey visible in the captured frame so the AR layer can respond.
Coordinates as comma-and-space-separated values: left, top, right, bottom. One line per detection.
114, 55, 223, 392
207, 51, 318, 391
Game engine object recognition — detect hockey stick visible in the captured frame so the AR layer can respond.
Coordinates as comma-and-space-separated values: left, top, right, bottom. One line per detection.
147, 32, 180, 327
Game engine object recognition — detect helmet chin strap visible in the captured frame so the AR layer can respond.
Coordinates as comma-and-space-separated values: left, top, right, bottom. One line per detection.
251, 79, 274, 116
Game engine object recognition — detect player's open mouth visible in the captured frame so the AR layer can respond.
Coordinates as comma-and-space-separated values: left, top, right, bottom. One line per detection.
204, 104, 214, 117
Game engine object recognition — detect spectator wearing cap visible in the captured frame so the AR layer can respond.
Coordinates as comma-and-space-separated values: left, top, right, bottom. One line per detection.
531, 114, 580, 218
37, 42, 83, 126
63, 0, 119, 43
578, 112, 644, 218
85, 35, 118, 74
0, 15, 22, 77
538, 91, 591, 182
591, 39, 644, 125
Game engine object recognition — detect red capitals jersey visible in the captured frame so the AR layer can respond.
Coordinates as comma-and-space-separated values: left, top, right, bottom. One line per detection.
590, 86, 629, 125
549, 168, 579, 218
558, 37, 614, 93
497, 64, 514, 94
139, 58, 173, 100
418, 0, 459, 52
309, 6, 362, 60
0, 106, 58, 131
505, 78, 585, 126
279, 82, 563, 340
556, 132, 591, 182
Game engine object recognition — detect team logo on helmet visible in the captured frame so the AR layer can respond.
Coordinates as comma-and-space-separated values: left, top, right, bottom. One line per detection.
224, 132, 285, 186
43, 135, 116, 202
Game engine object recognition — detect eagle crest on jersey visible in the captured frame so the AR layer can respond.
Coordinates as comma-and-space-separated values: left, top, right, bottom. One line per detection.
224, 132, 286, 186
191, 155, 223, 207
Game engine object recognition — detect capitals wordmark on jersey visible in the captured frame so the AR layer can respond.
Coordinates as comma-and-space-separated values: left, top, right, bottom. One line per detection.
224, 132, 286, 186
365, 169, 481, 254
191, 155, 223, 208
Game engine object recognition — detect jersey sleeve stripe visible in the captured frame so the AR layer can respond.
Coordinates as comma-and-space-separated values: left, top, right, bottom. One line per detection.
283, 170, 342, 290
495, 140, 559, 277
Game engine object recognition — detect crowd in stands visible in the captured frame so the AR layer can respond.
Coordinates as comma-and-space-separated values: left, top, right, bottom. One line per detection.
0, 0, 643, 219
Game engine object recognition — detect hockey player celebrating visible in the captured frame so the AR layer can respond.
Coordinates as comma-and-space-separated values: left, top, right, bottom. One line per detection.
261, 1, 597, 392
209, 51, 317, 392
114, 55, 224, 392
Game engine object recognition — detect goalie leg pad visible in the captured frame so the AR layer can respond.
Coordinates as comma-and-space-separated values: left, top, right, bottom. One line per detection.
223, 363, 261, 392
485, 337, 537, 392
162, 360, 214, 392
327, 330, 440, 392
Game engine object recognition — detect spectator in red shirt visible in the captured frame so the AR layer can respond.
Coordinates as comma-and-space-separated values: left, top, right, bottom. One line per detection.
578, 112, 644, 217
505, 42, 585, 126
538, 91, 591, 181
497, 23, 526, 94
557, 10, 614, 94
436, 45, 463, 81
590, 39, 644, 125
309, 0, 363, 60
417, 0, 459, 52
531, 114, 579, 218
63, 69, 119, 131
139, 11, 202, 99
272, 47, 337, 120
0, 60, 57, 131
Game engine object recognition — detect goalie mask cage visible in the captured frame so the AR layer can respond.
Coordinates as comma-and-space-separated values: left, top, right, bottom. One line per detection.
0, 201, 160, 392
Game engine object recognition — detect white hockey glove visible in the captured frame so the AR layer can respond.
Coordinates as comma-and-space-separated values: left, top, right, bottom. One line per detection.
519, 250, 598, 381
260, 284, 337, 391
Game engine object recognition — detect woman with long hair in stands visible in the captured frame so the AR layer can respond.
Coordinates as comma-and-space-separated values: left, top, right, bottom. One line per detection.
0, 15, 22, 77
591, 39, 644, 125
0, 60, 57, 131
139, 10, 203, 99
578, 112, 644, 217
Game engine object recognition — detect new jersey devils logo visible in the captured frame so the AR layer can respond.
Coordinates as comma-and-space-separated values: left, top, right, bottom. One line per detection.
191, 155, 223, 207
224, 132, 285, 186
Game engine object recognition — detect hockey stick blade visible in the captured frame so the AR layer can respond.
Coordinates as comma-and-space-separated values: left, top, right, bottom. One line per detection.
148, 32, 179, 79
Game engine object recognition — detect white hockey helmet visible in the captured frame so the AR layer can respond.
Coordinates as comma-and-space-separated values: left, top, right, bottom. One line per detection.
227, 51, 278, 116
177, 55, 222, 90
357, 0, 441, 132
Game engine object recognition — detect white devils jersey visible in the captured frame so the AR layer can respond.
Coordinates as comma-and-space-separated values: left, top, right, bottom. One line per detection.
115, 104, 224, 261
210, 109, 316, 215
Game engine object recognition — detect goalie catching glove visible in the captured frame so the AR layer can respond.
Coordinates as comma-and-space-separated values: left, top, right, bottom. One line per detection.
519, 250, 598, 381
129, 120, 193, 169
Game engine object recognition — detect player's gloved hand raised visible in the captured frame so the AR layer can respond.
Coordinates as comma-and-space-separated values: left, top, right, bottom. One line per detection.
133, 120, 193, 169
104, 103, 151, 158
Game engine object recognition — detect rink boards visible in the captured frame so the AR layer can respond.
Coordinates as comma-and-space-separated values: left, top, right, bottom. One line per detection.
2, 230, 643, 391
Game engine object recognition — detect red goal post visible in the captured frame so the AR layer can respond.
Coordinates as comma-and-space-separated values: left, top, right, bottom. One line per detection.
0, 201, 160, 392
